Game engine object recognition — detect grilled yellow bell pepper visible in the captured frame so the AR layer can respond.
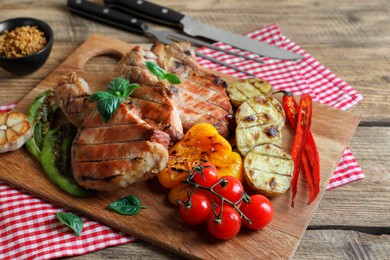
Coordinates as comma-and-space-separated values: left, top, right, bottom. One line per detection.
158, 123, 243, 189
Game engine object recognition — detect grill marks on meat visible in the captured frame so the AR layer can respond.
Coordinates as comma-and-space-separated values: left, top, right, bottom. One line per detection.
129, 86, 182, 141
171, 80, 230, 135
54, 72, 91, 127
113, 42, 234, 139
113, 46, 162, 86
54, 72, 170, 191
112, 46, 183, 142
52, 41, 234, 192
151, 41, 234, 137
72, 102, 170, 191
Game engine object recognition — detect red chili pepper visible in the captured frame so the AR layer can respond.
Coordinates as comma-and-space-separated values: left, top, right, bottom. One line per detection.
300, 149, 315, 203
305, 131, 320, 203
282, 92, 320, 205
282, 92, 317, 207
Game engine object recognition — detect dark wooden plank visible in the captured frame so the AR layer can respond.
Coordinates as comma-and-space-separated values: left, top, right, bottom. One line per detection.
65, 230, 390, 260
65, 240, 180, 260
311, 126, 390, 227
295, 230, 390, 259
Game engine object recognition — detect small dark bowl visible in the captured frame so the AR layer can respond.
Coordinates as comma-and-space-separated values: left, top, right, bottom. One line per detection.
0, 17, 53, 75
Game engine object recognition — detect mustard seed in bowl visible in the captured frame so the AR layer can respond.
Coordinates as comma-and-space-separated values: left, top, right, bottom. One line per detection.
0, 17, 53, 74
0, 25, 47, 58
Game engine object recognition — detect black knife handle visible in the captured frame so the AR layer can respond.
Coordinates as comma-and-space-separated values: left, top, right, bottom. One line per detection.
104, 0, 185, 26
67, 0, 149, 35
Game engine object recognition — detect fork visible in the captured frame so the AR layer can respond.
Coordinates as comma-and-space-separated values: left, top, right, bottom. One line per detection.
67, 0, 256, 76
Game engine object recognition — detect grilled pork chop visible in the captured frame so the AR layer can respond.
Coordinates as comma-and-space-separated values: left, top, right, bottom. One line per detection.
54, 72, 91, 127
113, 42, 234, 138
151, 41, 234, 138
113, 46, 183, 143
54, 72, 170, 191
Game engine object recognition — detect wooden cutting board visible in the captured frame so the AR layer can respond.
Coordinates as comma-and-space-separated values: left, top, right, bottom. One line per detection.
0, 34, 361, 259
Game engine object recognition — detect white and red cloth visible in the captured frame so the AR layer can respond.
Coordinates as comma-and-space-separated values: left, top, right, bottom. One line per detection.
0, 24, 364, 259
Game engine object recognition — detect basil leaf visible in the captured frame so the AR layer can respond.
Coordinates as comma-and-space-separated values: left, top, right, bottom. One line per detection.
89, 78, 141, 124
145, 61, 165, 79
97, 95, 124, 123
145, 61, 181, 84
107, 77, 129, 96
163, 73, 181, 84
89, 91, 113, 101
123, 83, 141, 97
108, 195, 147, 215
56, 212, 83, 236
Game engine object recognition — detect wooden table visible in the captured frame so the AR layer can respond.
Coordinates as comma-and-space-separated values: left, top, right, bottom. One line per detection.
1, 0, 389, 259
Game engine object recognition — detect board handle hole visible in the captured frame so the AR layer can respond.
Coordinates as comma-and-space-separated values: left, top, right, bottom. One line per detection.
84, 52, 122, 76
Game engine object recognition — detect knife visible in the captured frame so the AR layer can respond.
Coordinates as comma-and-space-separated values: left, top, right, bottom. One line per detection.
104, 0, 303, 60
67, 0, 255, 76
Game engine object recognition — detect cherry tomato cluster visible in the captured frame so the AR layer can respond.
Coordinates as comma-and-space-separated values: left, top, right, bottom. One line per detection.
177, 161, 274, 240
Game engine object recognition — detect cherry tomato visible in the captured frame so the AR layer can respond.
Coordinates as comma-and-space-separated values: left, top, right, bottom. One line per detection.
212, 176, 244, 204
191, 161, 219, 188
168, 183, 191, 206
207, 205, 241, 240
179, 192, 212, 225
240, 194, 274, 230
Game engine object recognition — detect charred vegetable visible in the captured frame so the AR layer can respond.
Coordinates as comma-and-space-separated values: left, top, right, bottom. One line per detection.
227, 78, 273, 108
0, 111, 32, 153
244, 143, 294, 197
235, 113, 283, 156
26, 90, 58, 160
158, 123, 243, 190
235, 95, 286, 127
40, 123, 94, 197
282, 93, 316, 207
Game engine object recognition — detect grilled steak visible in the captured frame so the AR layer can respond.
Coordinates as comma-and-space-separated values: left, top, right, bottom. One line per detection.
151, 41, 234, 138
112, 46, 183, 143
54, 72, 170, 191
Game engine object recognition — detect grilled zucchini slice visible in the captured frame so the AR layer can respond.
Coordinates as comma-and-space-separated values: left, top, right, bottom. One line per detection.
227, 78, 273, 108
235, 95, 285, 127
236, 113, 282, 156
244, 143, 293, 197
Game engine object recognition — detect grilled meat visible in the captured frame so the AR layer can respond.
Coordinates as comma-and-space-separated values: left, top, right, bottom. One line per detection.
72, 102, 170, 191
113, 42, 234, 138
112, 46, 183, 143
151, 41, 234, 138
52, 40, 234, 191
54, 72, 170, 191
54, 72, 91, 127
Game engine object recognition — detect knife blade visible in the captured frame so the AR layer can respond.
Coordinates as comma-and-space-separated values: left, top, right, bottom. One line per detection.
67, 0, 255, 76
104, 0, 303, 60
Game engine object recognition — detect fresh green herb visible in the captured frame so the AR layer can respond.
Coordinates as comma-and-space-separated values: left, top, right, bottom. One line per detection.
56, 212, 83, 236
145, 61, 181, 84
163, 73, 181, 84
108, 195, 147, 215
89, 77, 140, 123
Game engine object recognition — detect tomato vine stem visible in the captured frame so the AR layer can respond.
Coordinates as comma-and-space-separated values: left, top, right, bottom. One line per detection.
181, 161, 253, 224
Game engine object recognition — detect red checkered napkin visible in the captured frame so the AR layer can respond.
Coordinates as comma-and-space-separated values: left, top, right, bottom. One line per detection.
0, 24, 364, 259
